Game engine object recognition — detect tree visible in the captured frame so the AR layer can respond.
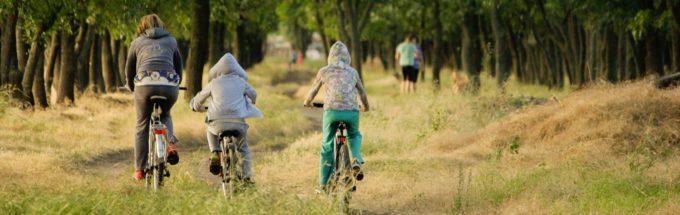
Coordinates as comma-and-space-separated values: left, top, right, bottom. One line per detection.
184, 0, 210, 100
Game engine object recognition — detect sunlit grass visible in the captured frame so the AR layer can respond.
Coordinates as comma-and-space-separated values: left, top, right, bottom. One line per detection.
0, 57, 678, 214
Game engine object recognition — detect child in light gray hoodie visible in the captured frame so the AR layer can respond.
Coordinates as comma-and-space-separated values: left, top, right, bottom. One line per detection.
189, 53, 262, 180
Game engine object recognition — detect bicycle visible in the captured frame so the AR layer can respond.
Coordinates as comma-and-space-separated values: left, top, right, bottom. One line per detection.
145, 95, 171, 192
121, 86, 185, 192
310, 102, 362, 213
217, 129, 247, 198
192, 105, 249, 198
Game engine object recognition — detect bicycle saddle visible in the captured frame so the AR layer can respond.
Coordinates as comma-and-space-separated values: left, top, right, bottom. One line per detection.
150, 95, 167, 102
219, 130, 240, 138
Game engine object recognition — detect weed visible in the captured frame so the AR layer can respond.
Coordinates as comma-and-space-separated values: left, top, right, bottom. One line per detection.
507, 136, 521, 154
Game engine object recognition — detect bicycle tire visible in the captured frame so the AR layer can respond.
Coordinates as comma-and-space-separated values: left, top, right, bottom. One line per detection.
336, 142, 352, 213
227, 142, 239, 198
146, 129, 155, 190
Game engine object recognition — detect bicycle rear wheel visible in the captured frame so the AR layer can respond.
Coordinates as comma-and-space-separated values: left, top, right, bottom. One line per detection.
335, 142, 353, 213
220, 137, 238, 198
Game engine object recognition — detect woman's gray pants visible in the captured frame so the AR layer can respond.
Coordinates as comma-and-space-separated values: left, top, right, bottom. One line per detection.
207, 121, 252, 178
134, 85, 178, 170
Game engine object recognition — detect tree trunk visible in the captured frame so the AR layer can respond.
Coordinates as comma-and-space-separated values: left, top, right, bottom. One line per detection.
32, 53, 47, 108
117, 42, 127, 86
56, 29, 77, 105
313, 0, 330, 53
208, 22, 225, 67
88, 33, 101, 93
645, 29, 664, 76
432, 0, 443, 88
461, 0, 482, 93
490, 3, 511, 91
605, 26, 618, 82
44, 33, 59, 94
21, 28, 46, 104
101, 32, 116, 93
76, 27, 93, 93
15, 17, 27, 81
185, 0, 210, 100
341, 0, 368, 81
1, 6, 18, 85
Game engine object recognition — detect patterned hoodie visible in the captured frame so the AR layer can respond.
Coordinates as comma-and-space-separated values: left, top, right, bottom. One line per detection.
305, 42, 369, 111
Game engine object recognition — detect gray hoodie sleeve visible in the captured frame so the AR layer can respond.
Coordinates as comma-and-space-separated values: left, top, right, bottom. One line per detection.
244, 81, 257, 104
125, 42, 137, 91
173, 47, 183, 82
190, 82, 212, 111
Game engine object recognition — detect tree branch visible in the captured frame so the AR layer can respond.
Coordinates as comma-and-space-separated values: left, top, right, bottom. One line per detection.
358, 0, 375, 33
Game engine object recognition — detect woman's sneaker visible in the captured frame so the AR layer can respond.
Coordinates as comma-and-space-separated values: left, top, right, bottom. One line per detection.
209, 152, 221, 175
167, 142, 179, 165
352, 160, 364, 181
133, 170, 145, 180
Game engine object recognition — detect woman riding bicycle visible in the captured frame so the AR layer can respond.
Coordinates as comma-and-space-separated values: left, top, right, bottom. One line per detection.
125, 14, 183, 180
303, 42, 370, 192
189, 53, 262, 183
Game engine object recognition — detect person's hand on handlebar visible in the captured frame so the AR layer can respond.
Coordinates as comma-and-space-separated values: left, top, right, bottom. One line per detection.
359, 104, 369, 112
303, 100, 312, 108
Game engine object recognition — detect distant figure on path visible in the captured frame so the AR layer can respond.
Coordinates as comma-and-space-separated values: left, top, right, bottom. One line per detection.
125, 14, 183, 180
395, 36, 419, 93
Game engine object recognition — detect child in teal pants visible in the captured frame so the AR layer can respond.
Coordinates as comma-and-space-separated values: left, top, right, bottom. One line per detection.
304, 42, 370, 191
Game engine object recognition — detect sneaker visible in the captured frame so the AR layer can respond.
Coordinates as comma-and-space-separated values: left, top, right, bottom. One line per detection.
352, 160, 364, 181
243, 178, 257, 189
133, 170, 145, 181
167, 142, 179, 165
209, 152, 221, 175
315, 185, 328, 194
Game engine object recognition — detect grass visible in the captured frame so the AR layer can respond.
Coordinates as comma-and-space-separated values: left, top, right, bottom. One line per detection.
0, 56, 679, 214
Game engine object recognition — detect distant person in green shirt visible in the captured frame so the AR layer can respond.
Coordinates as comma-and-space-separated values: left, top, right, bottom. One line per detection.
395, 35, 419, 93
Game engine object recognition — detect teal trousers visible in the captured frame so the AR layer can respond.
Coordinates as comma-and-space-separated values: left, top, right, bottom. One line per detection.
320, 110, 364, 185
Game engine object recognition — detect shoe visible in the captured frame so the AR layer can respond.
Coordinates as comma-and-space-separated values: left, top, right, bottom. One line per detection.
315, 185, 328, 194
133, 170, 145, 181
244, 178, 257, 189
352, 160, 364, 181
167, 142, 179, 165
209, 152, 221, 175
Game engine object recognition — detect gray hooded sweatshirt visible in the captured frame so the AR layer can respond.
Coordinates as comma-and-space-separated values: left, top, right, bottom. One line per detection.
190, 53, 263, 121
125, 27, 183, 91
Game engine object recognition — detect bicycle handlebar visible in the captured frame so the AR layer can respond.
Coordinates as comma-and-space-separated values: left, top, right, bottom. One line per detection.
312, 102, 324, 108
117, 86, 187, 91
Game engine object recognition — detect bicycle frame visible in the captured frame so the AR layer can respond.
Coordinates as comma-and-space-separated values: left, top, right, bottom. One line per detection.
328, 121, 355, 212
146, 101, 169, 192
219, 133, 245, 198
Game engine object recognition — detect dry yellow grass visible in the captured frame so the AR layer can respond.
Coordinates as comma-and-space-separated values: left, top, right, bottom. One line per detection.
1, 58, 679, 214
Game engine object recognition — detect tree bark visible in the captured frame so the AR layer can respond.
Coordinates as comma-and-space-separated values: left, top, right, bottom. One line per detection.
101, 32, 116, 93
32, 52, 47, 108
1, 6, 18, 85
313, 0, 330, 53
645, 29, 664, 76
432, 0, 443, 88
15, 17, 27, 80
185, 0, 210, 100
117, 42, 127, 86
490, 3, 511, 91
56, 29, 77, 105
208, 22, 225, 67
44, 33, 60, 94
21, 28, 46, 104
76, 26, 93, 93
461, 0, 482, 93
88, 33, 101, 93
